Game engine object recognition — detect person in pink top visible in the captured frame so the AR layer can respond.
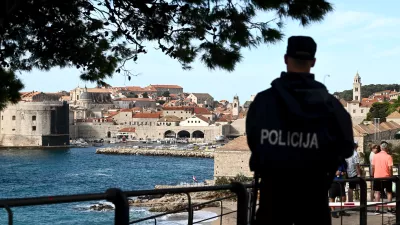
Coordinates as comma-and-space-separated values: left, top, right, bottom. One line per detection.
371, 141, 394, 214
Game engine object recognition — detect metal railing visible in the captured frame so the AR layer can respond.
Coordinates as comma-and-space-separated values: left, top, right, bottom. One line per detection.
0, 182, 251, 225
1, 177, 400, 225
331, 176, 400, 225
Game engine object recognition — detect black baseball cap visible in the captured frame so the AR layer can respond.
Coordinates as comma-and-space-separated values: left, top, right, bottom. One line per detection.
286, 36, 317, 60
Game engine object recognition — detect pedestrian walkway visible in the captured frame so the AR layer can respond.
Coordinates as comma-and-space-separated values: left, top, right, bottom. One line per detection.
332, 211, 395, 225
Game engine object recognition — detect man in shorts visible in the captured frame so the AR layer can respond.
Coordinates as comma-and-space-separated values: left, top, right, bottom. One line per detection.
372, 141, 394, 214
345, 141, 361, 202
329, 163, 350, 218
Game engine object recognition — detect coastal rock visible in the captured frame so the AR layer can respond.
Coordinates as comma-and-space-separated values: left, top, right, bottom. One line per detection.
95, 148, 214, 158
89, 203, 114, 211
147, 201, 220, 212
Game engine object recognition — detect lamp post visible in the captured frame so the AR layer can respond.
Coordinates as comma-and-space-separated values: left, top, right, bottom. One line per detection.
323, 74, 330, 85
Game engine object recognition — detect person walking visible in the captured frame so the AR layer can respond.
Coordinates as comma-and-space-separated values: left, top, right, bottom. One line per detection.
246, 36, 354, 225
345, 142, 361, 202
372, 141, 394, 214
329, 162, 350, 218
369, 144, 381, 201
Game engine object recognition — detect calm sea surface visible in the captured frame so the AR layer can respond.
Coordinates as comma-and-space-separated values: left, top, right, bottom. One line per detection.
0, 147, 214, 224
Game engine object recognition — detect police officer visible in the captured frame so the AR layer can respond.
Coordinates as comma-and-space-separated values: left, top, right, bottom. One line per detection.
246, 36, 354, 225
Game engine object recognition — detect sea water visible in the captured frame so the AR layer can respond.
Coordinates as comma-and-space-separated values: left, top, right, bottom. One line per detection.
0, 147, 215, 224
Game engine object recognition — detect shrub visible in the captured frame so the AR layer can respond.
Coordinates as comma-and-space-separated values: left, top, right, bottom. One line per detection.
391, 144, 400, 165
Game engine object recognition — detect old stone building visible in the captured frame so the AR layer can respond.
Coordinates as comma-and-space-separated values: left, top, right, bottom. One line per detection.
132, 112, 162, 126
342, 72, 370, 125
148, 84, 183, 95
0, 101, 69, 146
214, 136, 252, 179
69, 88, 114, 120
162, 106, 213, 121
387, 111, 400, 124
157, 115, 182, 127
353, 121, 400, 152
180, 115, 210, 127
187, 93, 214, 106
113, 98, 156, 109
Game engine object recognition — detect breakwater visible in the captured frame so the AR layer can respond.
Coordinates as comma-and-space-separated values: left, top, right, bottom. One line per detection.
96, 147, 214, 158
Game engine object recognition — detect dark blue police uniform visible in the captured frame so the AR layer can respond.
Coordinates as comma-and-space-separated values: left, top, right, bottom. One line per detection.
246, 36, 354, 225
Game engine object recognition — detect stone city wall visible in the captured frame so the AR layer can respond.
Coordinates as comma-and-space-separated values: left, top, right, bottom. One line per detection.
214, 151, 252, 179
0, 134, 42, 146
70, 123, 226, 142
0, 102, 66, 146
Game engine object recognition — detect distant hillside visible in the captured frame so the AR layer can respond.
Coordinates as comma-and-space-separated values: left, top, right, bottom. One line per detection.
333, 84, 400, 101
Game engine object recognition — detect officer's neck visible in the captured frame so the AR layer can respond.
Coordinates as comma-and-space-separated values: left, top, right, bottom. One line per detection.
286, 68, 311, 73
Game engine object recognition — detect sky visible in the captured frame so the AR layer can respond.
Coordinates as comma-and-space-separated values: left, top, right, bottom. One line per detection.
19, 0, 400, 102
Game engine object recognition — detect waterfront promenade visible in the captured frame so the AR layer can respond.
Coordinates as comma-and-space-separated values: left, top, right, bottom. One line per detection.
96, 147, 214, 158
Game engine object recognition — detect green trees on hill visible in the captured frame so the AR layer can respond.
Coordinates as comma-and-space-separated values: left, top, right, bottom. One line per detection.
366, 102, 390, 122
365, 97, 400, 121
334, 84, 400, 101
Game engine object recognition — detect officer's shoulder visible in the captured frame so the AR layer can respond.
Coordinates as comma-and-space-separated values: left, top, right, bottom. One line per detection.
252, 88, 275, 102
326, 94, 352, 119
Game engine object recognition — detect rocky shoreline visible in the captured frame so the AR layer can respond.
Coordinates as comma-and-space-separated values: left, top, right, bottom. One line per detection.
87, 191, 227, 212
96, 147, 214, 158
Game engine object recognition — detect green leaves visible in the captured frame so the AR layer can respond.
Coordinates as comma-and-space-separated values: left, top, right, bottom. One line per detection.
0, 0, 333, 109
0, 69, 24, 110
366, 102, 390, 122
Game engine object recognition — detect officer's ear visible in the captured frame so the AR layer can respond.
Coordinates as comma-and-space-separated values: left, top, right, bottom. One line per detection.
284, 54, 288, 65
310, 58, 316, 67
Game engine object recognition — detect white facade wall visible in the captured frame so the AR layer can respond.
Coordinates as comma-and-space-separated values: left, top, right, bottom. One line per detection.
180, 117, 209, 126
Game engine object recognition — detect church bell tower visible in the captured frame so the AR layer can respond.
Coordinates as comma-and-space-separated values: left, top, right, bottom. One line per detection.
353, 72, 361, 102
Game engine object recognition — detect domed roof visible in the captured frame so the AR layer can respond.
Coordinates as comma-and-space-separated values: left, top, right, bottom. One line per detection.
80, 92, 91, 100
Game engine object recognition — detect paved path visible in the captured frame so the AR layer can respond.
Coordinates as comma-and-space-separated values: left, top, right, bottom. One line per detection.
332, 211, 396, 225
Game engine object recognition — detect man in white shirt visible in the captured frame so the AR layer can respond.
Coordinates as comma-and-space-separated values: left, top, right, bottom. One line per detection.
346, 141, 361, 202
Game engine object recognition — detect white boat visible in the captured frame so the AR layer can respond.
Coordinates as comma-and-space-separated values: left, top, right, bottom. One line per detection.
110, 140, 116, 144
169, 145, 178, 150
70, 138, 89, 148
215, 135, 225, 141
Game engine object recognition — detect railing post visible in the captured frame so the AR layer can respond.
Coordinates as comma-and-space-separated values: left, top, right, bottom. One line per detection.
106, 188, 129, 225
230, 182, 248, 225
358, 177, 367, 225
396, 176, 400, 224
186, 193, 193, 225
3, 205, 13, 225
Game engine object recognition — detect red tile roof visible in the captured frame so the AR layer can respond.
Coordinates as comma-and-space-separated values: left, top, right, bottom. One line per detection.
162, 106, 211, 115
196, 115, 210, 123
163, 106, 193, 111
150, 84, 183, 89
132, 112, 161, 118
361, 98, 377, 108
113, 86, 157, 92
120, 109, 133, 112
194, 107, 212, 115
218, 136, 249, 151
20, 91, 41, 98
216, 117, 229, 122
115, 98, 156, 102
118, 127, 136, 132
